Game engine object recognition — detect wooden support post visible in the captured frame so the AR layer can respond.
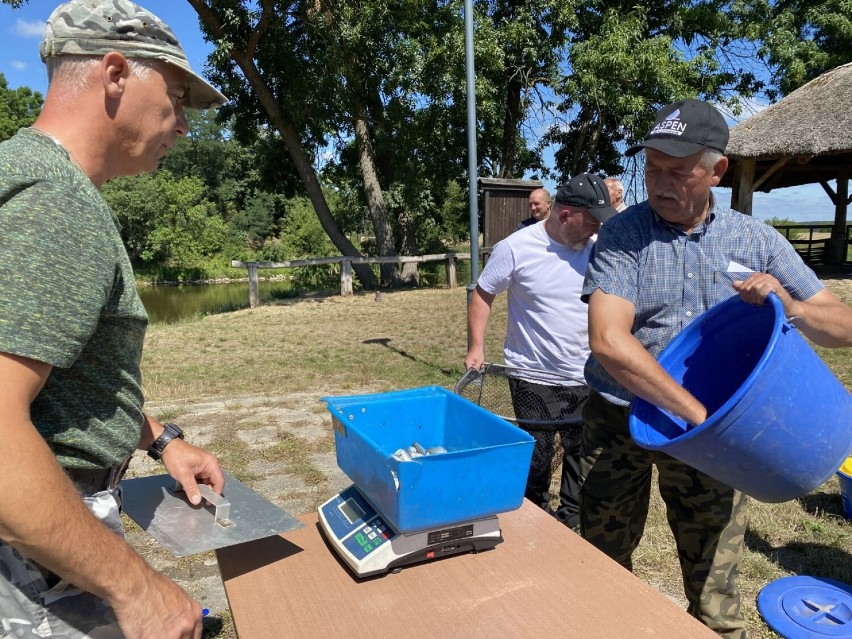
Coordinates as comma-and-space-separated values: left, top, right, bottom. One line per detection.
340, 258, 353, 296
827, 167, 850, 266
248, 265, 260, 308
732, 159, 755, 215
446, 254, 458, 289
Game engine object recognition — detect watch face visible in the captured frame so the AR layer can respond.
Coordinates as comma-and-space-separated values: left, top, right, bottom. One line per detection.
165, 423, 184, 438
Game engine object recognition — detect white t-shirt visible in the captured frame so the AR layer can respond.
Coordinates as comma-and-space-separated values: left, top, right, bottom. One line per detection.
477, 221, 592, 384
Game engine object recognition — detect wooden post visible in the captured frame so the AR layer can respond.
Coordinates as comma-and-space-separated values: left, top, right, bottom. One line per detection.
446, 254, 458, 289
827, 166, 849, 266
732, 159, 755, 215
340, 258, 353, 296
248, 264, 260, 308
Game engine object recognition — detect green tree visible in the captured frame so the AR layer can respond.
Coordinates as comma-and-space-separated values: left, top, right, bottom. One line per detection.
187, 0, 378, 289
232, 191, 279, 244
8, 0, 848, 279
0, 74, 42, 142
191, 0, 488, 287
467, 0, 575, 179
749, 0, 852, 96
546, 2, 765, 180
256, 193, 342, 289
102, 170, 234, 268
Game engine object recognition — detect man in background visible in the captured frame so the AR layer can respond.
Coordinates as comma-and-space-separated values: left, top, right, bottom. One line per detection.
466, 174, 616, 529
604, 176, 628, 212
516, 187, 552, 229
0, 1, 228, 637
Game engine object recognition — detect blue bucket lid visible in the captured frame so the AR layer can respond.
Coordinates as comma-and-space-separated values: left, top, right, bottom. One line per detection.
757, 575, 852, 638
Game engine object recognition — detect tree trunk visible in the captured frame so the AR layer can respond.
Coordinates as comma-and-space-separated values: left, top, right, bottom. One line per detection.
188, 0, 376, 289
499, 73, 523, 178
352, 100, 399, 286
570, 118, 590, 177
396, 207, 419, 285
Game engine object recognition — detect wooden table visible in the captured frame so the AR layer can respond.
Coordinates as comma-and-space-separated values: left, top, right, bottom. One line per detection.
216, 500, 716, 638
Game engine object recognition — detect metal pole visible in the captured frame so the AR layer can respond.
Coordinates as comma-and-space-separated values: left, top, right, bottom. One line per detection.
463, 0, 480, 353
464, 0, 479, 285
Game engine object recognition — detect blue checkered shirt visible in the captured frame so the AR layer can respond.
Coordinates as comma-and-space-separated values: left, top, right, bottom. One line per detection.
582, 198, 824, 405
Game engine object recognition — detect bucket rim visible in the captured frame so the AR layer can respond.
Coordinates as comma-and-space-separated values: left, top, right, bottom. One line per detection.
630, 294, 786, 448
325, 386, 453, 459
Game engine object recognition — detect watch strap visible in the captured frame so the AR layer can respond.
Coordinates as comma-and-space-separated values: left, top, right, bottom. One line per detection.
147, 422, 184, 460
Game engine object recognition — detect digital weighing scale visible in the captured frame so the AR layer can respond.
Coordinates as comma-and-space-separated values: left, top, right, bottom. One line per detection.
319, 484, 503, 578
320, 386, 536, 579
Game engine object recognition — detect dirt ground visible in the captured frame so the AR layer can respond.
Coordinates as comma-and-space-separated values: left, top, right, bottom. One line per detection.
821, 271, 852, 303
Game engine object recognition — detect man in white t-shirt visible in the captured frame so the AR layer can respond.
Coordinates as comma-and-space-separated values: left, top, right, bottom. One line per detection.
465, 173, 617, 529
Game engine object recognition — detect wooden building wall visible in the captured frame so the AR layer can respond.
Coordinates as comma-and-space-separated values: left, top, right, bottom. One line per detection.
480, 178, 543, 249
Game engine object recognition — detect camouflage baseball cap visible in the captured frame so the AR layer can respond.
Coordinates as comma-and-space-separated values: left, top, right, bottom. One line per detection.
40, 0, 227, 110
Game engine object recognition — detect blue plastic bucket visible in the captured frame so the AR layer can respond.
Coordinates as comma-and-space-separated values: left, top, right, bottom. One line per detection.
839, 458, 852, 521
630, 294, 852, 502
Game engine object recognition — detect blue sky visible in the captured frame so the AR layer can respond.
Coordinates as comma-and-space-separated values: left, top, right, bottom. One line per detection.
0, 1, 841, 224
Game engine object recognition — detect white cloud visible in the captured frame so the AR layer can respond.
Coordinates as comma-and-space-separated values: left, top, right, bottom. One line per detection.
10, 61, 27, 71
716, 96, 771, 126
14, 18, 45, 38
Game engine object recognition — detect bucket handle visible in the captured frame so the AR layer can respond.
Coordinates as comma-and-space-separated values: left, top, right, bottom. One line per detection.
766, 292, 800, 333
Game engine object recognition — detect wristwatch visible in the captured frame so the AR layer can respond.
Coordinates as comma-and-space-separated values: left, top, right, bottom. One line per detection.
147, 422, 185, 460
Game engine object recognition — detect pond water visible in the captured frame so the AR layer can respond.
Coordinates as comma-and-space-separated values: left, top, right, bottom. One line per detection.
137, 260, 474, 324
138, 280, 293, 324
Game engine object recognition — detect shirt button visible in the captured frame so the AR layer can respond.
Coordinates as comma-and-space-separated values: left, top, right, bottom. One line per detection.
686, 311, 693, 317
687, 272, 694, 279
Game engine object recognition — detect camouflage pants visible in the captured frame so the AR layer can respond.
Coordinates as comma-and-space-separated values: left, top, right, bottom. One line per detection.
509, 378, 586, 529
0, 490, 124, 638
579, 391, 748, 639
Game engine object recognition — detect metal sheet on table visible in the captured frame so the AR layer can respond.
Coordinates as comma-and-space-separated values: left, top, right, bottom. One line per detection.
121, 471, 303, 557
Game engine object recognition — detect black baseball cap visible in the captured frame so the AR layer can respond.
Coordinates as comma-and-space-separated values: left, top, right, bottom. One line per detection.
625, 99, 728, 158
554, 173, 618, 223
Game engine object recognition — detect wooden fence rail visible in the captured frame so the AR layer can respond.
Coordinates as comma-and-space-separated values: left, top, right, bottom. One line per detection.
773, 224, 851, 265
232, 253, 474, 307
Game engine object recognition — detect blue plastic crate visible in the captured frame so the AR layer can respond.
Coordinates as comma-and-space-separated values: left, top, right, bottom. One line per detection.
324, 386, 535, 533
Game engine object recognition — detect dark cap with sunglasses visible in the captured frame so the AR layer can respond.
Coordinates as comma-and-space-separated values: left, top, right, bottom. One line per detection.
554, 173, 618, 223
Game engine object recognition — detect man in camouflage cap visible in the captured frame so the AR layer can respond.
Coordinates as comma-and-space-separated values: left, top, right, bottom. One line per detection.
0, 1, 227, 638
40, 0, 226, 110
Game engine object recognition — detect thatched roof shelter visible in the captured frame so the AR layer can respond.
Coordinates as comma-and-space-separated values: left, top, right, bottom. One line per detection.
720, 61, 851, 265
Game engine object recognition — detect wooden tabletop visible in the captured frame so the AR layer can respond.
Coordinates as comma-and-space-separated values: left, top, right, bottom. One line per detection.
216, 499, 716, 638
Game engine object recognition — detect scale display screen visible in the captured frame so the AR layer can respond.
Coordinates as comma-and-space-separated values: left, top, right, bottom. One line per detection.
338, 497, 366, 524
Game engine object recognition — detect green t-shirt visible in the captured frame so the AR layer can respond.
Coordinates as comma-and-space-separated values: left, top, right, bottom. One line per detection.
0, 128, 148, 469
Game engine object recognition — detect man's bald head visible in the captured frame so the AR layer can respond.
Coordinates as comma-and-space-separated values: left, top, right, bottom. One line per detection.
529, 188, 551, 221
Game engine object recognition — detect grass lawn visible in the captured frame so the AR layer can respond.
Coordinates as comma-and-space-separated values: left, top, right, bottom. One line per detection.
142, 280, 852, 638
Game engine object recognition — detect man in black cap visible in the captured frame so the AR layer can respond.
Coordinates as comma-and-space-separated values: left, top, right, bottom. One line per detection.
465, 173, 616, 530
579, 99, 852, 638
